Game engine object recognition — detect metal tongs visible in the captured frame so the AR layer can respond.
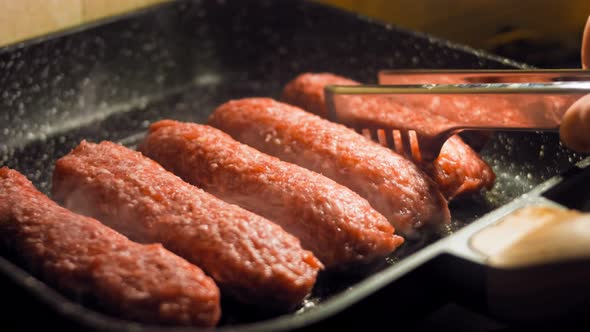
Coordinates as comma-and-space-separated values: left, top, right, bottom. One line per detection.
325, 69, 590, 163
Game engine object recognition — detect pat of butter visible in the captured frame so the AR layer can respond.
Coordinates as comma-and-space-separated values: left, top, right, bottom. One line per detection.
470, 206, 590, 268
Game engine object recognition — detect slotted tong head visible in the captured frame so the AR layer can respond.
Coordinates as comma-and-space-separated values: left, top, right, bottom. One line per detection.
325, 70, 590, 163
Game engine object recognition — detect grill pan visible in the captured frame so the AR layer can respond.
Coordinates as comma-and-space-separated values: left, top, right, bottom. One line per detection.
0, 0, 587, 330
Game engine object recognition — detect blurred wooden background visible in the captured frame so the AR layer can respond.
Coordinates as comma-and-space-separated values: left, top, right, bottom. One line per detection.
1, 0, 589, 66
0, 0, 168, 47
320, 0, 590, 49
319, 0, 590, 67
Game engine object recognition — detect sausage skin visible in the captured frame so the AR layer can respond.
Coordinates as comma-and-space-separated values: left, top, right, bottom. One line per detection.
281, 73, 496, 200
208, 98, 450, 236
52, 141, 321, 310
0, 167, 220, 327
139, 120, 404, 267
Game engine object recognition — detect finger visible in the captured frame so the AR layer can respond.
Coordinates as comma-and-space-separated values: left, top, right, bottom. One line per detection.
560, 94, 590, 153
583, 15, 590, 69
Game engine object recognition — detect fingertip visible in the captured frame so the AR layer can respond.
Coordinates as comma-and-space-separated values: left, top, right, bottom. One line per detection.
560, 94, 590, 153
583, 15, 590, 69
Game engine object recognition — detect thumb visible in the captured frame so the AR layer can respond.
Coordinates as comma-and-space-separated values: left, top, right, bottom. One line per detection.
560, 94, 590, 153
560, 15, 590, 153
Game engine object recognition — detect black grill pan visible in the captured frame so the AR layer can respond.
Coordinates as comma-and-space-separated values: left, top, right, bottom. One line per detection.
0, 0, 586, 330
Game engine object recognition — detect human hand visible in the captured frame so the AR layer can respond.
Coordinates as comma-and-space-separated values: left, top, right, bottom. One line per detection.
560, 15, 590, 153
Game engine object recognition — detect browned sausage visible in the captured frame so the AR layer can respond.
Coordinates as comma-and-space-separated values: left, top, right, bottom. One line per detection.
52, 141, 321, 310
208, 98, 450, 236
0, 167, 220, 327
139, 120, 404, 267
281, 73, 496, 200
